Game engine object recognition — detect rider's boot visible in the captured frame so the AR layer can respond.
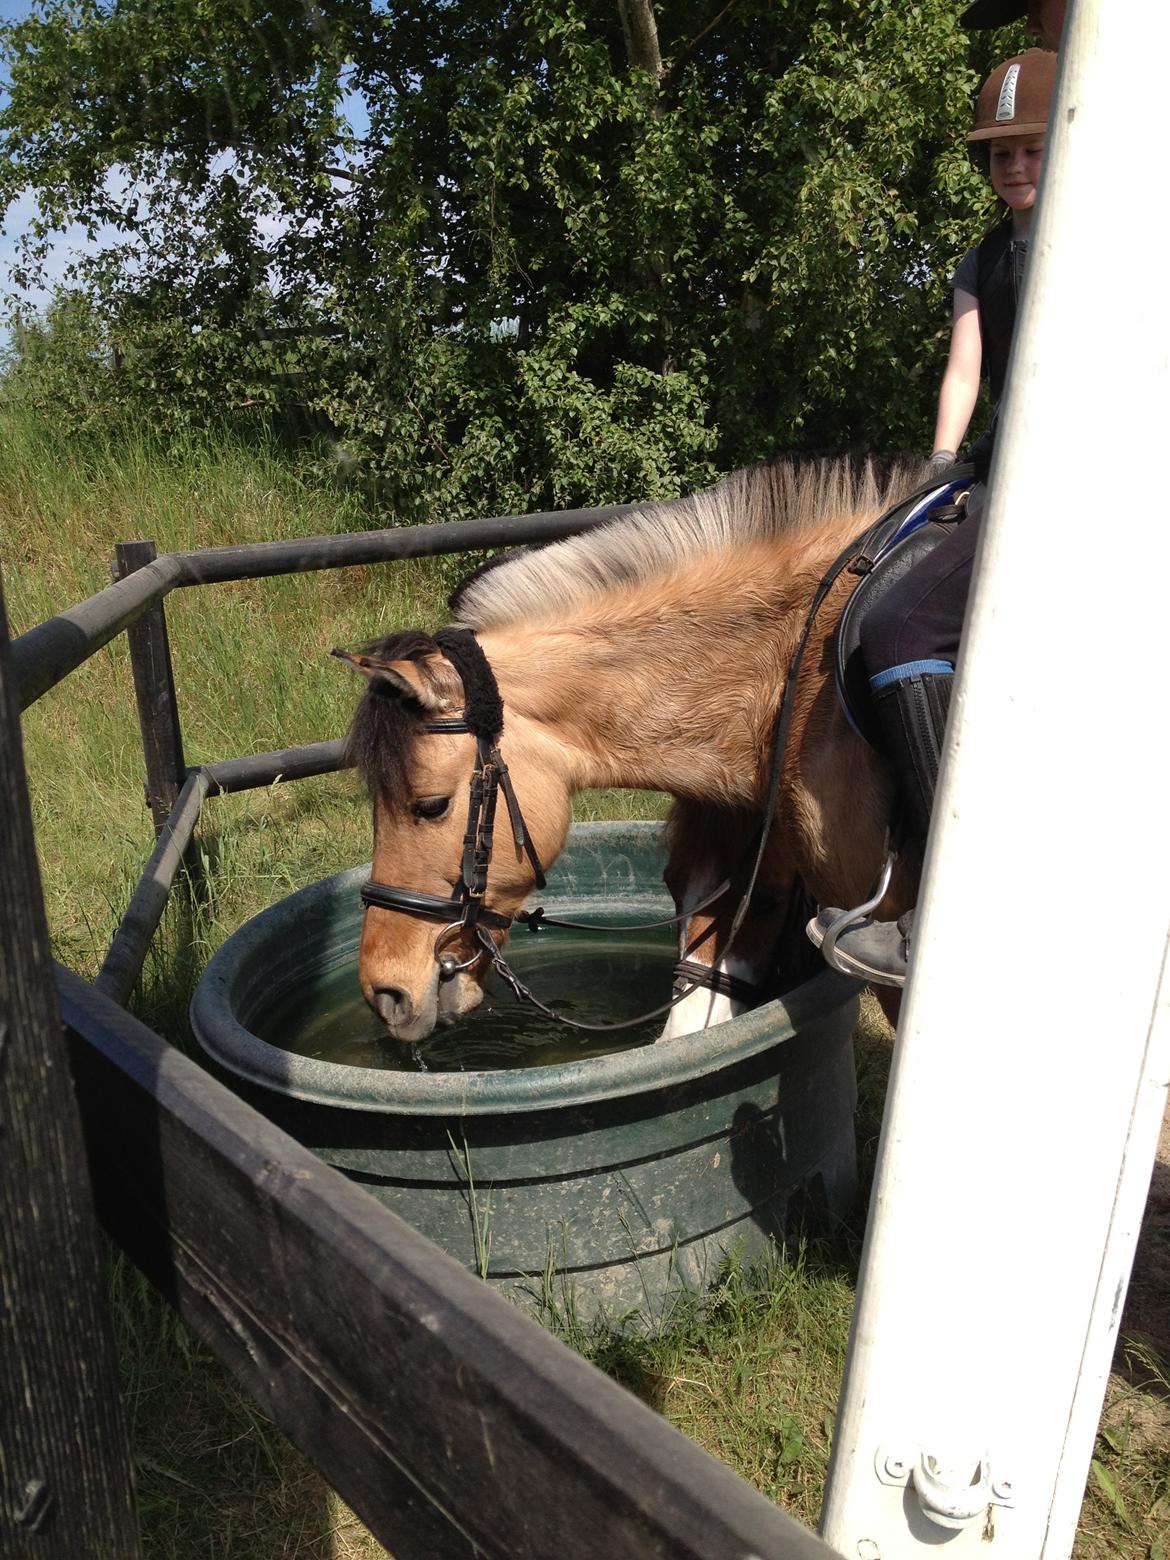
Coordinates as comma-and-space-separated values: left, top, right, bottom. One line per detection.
808, 661, 953, 987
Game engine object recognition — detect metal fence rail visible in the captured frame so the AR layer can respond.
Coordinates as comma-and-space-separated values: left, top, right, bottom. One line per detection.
10, 499, 650, 711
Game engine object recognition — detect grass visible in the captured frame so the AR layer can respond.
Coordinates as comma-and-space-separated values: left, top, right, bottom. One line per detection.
4, 403, 1167, 1559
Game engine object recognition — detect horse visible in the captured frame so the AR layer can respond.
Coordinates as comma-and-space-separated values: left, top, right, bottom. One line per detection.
337, 454, 929, 1044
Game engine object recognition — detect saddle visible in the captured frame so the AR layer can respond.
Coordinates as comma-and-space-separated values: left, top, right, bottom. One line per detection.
834, 464, 974, 747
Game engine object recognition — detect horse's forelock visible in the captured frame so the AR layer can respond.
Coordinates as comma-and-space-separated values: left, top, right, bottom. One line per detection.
345, 629, 439, 807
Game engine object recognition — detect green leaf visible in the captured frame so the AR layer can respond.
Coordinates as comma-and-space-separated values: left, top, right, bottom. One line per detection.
1091, 1459, 1132, 1528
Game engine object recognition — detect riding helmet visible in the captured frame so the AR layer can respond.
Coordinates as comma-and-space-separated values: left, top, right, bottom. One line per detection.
961, 0, 1027, 26
967, 49, 1057, 141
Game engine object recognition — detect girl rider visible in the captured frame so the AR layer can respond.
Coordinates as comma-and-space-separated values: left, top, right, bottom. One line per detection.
809, 48, 1058, 988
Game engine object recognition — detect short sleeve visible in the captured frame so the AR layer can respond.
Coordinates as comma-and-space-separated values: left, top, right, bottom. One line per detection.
952, 246, 980, 298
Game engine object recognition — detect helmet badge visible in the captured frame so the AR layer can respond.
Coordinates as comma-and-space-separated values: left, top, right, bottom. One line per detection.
995, 62, 1021, 122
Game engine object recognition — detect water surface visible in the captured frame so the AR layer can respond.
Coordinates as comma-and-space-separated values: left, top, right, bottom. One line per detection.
255, 929, 676, 1073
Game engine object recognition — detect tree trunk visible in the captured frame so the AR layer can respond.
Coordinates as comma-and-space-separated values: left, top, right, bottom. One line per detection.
616, 2, 673, 371
617, 0, 663, 78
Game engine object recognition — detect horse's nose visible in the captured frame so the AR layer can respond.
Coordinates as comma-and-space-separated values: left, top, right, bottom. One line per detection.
372, 985, 414, 1030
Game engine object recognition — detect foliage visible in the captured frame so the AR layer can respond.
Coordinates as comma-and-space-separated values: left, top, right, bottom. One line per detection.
1, 1, 1022, 515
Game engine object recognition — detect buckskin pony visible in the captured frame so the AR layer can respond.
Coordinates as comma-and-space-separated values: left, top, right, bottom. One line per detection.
338, 455, 929, 1043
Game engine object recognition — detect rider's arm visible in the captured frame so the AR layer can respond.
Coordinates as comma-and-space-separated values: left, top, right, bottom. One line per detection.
931, 287, 982, 459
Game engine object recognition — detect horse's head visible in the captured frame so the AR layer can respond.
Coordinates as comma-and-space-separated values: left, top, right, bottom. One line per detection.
336, 631, 571, 1042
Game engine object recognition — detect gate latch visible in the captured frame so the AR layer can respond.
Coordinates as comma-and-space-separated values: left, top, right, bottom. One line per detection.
876, 1445, 1016, 1531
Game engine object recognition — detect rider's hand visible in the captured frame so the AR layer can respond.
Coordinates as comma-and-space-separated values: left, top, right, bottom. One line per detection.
927, 449, 956, 474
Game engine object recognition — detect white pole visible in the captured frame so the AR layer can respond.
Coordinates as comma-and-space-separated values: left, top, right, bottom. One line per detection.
820, 0, 1170, 1553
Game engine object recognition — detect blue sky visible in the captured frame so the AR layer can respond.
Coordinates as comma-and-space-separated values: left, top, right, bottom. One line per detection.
1, 0, 371, 308
1, 0, 89, 304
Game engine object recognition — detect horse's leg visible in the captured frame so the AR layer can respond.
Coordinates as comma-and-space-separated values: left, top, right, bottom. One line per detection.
783, 682, 923, 1024
659, 800, 805, 1038
874, 988, 903, 1029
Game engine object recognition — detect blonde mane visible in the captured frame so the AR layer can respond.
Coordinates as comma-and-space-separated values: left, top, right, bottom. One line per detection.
451, 455, 930, 632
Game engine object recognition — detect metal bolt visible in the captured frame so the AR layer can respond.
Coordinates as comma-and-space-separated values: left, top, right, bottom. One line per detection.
992, 1476, 1015, 1502
883, 1453, 908, 1481
15, 1477, 51, 1531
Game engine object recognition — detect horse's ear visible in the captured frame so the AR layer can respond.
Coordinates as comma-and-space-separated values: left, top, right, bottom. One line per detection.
331, 647, 462, 713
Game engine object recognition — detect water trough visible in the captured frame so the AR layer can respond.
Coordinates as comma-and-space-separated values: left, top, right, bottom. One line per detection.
190, 822, 861, 1318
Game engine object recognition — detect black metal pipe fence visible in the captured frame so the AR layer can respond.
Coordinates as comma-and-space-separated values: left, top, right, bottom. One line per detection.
13, 498, 649, 998
11, 499, 649, 712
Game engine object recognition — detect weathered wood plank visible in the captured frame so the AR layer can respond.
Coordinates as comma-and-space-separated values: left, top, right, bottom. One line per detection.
0, 576, 143, 1559
58, 965, 836, 1560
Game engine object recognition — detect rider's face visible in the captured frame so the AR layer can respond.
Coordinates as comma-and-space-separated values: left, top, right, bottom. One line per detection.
988, 134, 1046, 212
1025, 0, 1067, 51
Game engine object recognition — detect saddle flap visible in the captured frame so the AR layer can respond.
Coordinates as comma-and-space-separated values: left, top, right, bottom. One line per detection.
835, 472, 972, 747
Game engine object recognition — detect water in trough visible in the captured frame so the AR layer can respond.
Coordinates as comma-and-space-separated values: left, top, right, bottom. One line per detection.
259, 928, 670, 1072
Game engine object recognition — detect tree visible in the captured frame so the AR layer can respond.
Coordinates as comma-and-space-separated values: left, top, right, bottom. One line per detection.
0, 0, 1016, 517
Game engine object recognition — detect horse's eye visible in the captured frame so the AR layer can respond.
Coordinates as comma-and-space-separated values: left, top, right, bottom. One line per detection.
411, 796, 451, 821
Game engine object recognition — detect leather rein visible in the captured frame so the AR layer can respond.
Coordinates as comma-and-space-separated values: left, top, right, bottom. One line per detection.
356, 507, 889, 1033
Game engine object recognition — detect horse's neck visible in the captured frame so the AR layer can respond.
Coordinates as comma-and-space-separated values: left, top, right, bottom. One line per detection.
480, 531, 851, 807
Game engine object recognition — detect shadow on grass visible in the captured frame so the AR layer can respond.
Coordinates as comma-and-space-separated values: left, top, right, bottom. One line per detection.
109, 1250, 386, 1560
1116, 1156, 1170, 1390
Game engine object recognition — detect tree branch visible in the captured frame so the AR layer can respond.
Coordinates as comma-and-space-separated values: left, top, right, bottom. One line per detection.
661, 0, 741, 90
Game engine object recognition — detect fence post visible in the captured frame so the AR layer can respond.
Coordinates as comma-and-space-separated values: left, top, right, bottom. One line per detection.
0, 569, 143, 1558
113, 539, 187, 835
819, 1, 1170, 1551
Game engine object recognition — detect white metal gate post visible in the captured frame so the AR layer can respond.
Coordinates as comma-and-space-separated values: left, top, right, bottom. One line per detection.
820, 0, 1170, 1554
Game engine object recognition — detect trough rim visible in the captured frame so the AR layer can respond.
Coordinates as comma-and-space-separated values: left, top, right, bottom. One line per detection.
189, 822, 860, 1115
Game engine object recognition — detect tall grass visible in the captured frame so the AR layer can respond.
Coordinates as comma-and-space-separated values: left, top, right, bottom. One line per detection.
3, 403, 1163, 1559
6, 409, 421, 975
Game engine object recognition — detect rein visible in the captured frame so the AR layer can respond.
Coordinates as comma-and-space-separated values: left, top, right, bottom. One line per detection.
357, 516, 878, 1032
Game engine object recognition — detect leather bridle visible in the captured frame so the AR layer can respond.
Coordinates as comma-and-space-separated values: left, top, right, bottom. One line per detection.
360, 717, 548, 977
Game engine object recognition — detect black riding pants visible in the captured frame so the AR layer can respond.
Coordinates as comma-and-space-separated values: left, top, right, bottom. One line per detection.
859, 485, 985, 678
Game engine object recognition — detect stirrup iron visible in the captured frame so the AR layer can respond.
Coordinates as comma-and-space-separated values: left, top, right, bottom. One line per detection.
818, 853, 895, 972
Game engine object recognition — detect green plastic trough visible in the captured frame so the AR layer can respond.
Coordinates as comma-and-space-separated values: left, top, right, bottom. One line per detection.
190, 822, 861, 1319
